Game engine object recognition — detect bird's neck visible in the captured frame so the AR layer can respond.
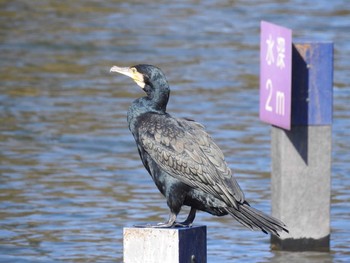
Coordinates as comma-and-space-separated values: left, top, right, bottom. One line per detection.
144, 82, 169, 113
127, 96, 167, 134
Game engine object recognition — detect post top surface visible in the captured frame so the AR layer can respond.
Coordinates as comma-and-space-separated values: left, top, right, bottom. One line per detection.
124, 225, 207, 232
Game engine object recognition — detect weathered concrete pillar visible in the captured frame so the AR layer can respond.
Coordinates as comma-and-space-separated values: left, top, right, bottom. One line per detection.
271, 43, 333, 251
123, 226, 207, 263
271, 125, 332, 250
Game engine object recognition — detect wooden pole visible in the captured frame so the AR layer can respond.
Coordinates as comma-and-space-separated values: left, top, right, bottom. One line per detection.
123, 226, 207, 263
271, 43, 333, 251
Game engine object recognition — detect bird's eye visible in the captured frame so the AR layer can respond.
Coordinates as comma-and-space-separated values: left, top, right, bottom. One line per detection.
131, 67, 137, 74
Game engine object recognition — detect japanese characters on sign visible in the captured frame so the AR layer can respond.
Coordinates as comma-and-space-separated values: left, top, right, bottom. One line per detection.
259, 21, 292, 130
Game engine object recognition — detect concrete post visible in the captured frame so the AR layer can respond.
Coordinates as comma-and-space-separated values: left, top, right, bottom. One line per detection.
123, 226, 207, 263
271, 43, 333, 251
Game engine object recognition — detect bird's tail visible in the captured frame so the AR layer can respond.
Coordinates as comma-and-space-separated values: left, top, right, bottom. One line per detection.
225, 202, 288, 236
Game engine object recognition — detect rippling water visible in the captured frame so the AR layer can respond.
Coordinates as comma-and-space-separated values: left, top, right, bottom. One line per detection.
0, 1, 349, 262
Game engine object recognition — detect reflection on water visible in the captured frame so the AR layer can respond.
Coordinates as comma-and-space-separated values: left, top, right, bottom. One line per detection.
1, 0, 349, 262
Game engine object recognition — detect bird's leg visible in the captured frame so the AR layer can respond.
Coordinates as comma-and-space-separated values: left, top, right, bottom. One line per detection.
174, 207, 196, 227
181, 207, 197, 226
133, 213, 177, 228
152, 212, 177, 228
152, 208, 196, 228
133, 209, 196, 228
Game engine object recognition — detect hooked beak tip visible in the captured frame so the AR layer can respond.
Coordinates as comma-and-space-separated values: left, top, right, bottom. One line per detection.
110, 66, 118, 73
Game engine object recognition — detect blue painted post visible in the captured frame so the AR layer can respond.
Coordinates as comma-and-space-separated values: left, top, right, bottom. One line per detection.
271, 42, 333, 251
291, 43, 333, 125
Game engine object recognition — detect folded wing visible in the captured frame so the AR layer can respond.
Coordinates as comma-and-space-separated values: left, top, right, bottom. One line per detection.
138, 113, 245, 209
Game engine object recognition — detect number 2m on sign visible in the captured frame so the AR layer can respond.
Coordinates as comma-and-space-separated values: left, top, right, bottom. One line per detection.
265, 79, 285, 116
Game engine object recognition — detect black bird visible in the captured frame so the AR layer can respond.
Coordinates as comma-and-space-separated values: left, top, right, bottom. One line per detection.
110, 64, 288, 236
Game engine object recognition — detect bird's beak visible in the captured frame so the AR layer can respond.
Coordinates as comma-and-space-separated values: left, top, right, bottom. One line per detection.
110, 66, 145, 89
110, 66, 132, 77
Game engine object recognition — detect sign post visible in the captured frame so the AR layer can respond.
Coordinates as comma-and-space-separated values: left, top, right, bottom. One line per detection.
260, 21, 333, 251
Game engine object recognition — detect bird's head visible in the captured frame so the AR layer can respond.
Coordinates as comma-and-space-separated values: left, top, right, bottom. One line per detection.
110, 64, 168, 92
110, 64, 170, 111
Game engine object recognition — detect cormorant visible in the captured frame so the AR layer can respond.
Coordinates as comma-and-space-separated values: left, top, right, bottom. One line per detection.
110, 64, 288, 236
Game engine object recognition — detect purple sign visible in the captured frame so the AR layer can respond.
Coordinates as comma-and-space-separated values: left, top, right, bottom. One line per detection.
259, 21, 292, 130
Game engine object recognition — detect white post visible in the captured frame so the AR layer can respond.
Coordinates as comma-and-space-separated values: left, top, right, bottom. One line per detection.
123, 226, 207, 263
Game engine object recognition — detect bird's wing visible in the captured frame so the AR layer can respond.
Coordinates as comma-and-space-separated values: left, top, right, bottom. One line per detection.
138, 113, 245, 208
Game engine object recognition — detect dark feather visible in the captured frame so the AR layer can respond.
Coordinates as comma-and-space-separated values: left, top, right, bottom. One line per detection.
138, 114, 244, 209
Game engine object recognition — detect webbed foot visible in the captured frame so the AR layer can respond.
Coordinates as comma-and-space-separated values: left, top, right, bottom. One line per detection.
133, 208, 197, 228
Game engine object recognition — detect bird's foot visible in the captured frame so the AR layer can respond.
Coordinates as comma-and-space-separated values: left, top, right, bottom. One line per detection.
152, 221, 176, 228
173, 221, 193, 228
148, 213, 178, 228
134, 221, 192, 228
133, 223, 154, 228
133, 221, 192, 228
133, 210, 195, 228
133, 222, 175, 228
